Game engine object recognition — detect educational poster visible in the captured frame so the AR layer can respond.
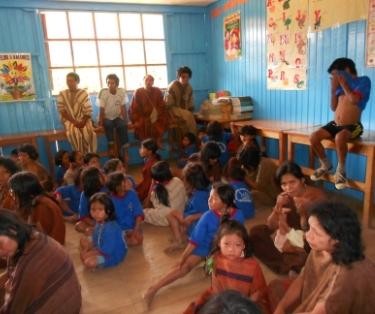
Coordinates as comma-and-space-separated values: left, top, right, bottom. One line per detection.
366, 0, 375, 66
0, 53, 36, 102
224, 12, 241, 61
267, 0, 308, 90
309, 0, 367, 32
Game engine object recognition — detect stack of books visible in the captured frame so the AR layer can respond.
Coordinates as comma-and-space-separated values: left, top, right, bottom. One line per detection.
230, 96, 253, 114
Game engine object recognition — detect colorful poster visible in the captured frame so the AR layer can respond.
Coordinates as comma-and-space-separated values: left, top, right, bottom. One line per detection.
0, 53, 36, 102
267, 0, 308, 90
366, 0, 375, 66
224, 12, 241, 61
309, 0, 367, 32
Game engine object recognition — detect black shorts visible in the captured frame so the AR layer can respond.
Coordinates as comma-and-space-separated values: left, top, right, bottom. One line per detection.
322, 121, 363, 139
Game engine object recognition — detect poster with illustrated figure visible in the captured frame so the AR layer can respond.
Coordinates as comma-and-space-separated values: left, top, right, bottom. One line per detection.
224, 12, 241, 61
267, 0, 308, 90
366, 0, 375, 66
0, 53, 36, 102
309, 0, 367, 32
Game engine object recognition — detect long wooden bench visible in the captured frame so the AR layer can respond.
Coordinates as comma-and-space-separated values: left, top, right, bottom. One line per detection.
285, 126, 375, 228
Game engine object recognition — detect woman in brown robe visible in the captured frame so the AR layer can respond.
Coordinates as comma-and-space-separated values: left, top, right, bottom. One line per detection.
0, 209, 81, 313
0, 157, 19, 210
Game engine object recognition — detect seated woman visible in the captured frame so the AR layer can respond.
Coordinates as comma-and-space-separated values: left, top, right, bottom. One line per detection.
0, 157, 20, 210
249, 161, 326, 275
0, 209, 81, 313
8, 171, 66, 245
272, 202, 375, 314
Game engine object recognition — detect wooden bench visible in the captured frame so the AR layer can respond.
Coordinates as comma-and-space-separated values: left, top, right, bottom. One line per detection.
285, 126, 375, 228
0, 132, 38, 152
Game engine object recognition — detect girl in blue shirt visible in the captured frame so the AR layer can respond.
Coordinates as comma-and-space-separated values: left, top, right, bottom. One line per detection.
80, 192, 127, 269
144, 182, 245, 307
107, 171, 144, 246
54, 150, 70, 186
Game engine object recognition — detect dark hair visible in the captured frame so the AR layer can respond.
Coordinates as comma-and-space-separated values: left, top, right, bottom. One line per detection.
206, 121, 224, 142
327, 57, 357, 75
69, 150, 81, 163
212, 220, 253, 257
141, 138, 159, 158
83, 153, 100, 165
54, 150, 69, 166
0, 156, 20, 175
106, 73, 120, 86
183, 163, 210, 191
19, 144, 39, 160
212, 183, 236, 222
197, 126, 207, 134
226, 157, 245, 181
73, 167, 84, 187
183, 132, 196, 145
103, 158, 122, 175
10, 148, 18, 157
89, 192, 116, 221
0, 209, 33, 261
201, 141, 221, 165
177, 66, 192, 78
151, 161, 173, 207
238, 146, 260, 172
239, 125, 258, 136
67, 72, 80, 83
106, 171, 126, 194
275, 160, 304, 186
81, 167, 103, 197
309, 201, 364, 265
198, 290, 261, 314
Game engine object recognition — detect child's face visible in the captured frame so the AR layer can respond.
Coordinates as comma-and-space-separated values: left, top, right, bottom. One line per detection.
240, 134, 253, 145
88, 157, 101, 169
116, 162, 125, 173
209, 158, 218, 166
90, 201, 107, 223
219, 233, 245, 260
74, 152, 84, 166
62, 152, 70, 167
280, 173, 305, 197
18, 152, 30, 166
117, 179, 127, 195
139, 146, 149, 158
182, 137, 190, 147
208, 189, 226, 212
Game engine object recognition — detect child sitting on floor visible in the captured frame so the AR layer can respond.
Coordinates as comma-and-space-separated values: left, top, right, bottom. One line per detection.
83, 152, 101, 169
107, 171, 144, 246
176, 132, 198, 169
103, 158, 135, 190
54, 150, 70, 186
80, 192, 127, 269
64, 150, 84, 185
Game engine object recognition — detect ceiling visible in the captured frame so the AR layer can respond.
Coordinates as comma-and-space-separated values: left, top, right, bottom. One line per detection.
60, 0, 216, 6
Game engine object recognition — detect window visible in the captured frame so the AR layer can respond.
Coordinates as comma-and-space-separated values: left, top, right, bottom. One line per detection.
41, 11, 168, 95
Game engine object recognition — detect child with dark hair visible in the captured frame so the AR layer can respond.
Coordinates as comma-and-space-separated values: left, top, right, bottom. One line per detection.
226, 157, 255, 219
184, 220, 269, 314
143, 161, 186, 227
107, 171, 144, 246
144, 183, 244, 307
177, 132, 198, 169
103, 158, 136, 190
196, 141, 222, 182
136, 138, 160, 202
63, 150, 84, 185
80, 192, 127, 269
83, 152, 101, 169
197, 126, 207, 150
10, 148, 19, 163
0, 156, 20, 209
202, 121, 232, 166
54, 150, 70, 186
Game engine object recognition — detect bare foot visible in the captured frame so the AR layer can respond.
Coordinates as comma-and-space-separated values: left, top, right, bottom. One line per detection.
143, 286, 157, 309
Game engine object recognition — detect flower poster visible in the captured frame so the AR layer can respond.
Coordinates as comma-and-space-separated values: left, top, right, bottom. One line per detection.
366, 0, 375, 66
224, 12, 241, 61
267, 0, 308, 90
0, 53, 36, 102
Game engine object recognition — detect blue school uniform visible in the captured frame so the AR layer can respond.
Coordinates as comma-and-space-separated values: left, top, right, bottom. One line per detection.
184, 189, 210, 236
202, 132, 232, 166
56, 184, 81, 214
110, 190, 144, 231
230, 181, 255, 219
92, 220, 127, 268
78, 187, 108, 219
189, 208, 245, 257
177, 144, 198, 168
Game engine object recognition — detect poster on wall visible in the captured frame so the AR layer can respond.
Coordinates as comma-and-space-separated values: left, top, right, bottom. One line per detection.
0, 53, 36, 102
309, 0, 367, 32
267, 0, 308, 90
224, 12, 241, 61
366, 0, 375, 66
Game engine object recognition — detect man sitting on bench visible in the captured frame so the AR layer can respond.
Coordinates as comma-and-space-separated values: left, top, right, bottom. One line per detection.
310, 58, 371, 189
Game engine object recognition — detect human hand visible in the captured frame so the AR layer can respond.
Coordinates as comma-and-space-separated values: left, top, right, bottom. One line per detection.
276, 193, 290, 209
183, 216, 194, 226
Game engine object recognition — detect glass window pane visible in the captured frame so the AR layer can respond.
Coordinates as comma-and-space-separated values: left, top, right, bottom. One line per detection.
75, 67, 100, 93
51, 68, 73, 95
122, 40, 145, 65
144, 41, 166, 64
100, 67, 125, 89
72, 41, 98, 66
142, 14, 164, 39
48, 41, 73, 67
119, 13, 142, 39
44, 12, 69, 39
147, 65, 168, 88
95, 12, 119, 39
69, 12, 94, 39
124, 66, 146, 90
98, 41, 122, 65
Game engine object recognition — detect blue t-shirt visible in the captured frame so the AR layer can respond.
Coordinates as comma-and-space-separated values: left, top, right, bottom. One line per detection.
78, 187, 108, 219
189, 208, 245, 257
184, 189, 210, 236
111, 190, 144, 231
230, 181, 255, 219
202, 132, 232, 166
92, 221, 127, 268
177, 144, 199, 168
55, 165, 67, 185
335, 74, 371, 111
56, 184, 81, 214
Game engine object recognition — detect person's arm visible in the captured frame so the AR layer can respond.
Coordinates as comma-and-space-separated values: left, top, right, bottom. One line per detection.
179, 242, 196, 268
274, 274, 304, 314
98, 107, 105, 127
337, 73, 361, 104
330, 74, 339, 111
183, 213, 202, 226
